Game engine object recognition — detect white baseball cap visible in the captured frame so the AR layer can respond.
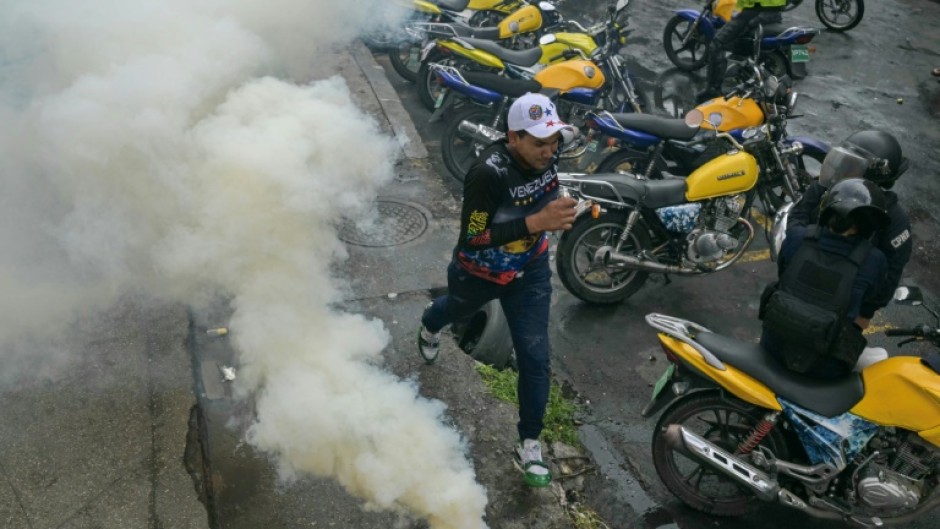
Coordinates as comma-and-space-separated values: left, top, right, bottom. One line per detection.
507, 93, 572, 139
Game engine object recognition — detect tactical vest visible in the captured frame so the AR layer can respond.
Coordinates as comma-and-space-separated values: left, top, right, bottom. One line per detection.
759, 226, 870, 374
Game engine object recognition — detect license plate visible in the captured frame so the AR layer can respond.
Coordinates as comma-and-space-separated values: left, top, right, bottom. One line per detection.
791, 45, 810, 63
434, 89, 447, 109
649, 364, 676, 401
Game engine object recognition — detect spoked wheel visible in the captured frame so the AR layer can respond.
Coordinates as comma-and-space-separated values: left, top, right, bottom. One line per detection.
441, 106, 498, 182
596, 148, 663, 180
555, 212, 651, 305
815, 0, 864, 32
388, 41, 422, 83
417, 53, 454, 111
663, 15, 711, 72
651, 391, 790, 517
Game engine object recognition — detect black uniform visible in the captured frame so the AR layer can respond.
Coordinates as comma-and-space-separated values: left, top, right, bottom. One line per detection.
788, 182, 912, 317
702, 6, 783, 97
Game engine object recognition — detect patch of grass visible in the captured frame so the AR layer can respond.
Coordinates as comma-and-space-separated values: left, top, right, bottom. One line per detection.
474, 363, 579, 445
568, 504, 610, 529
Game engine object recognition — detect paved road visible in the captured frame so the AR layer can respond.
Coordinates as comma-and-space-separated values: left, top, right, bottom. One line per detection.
375, 1, 940, 527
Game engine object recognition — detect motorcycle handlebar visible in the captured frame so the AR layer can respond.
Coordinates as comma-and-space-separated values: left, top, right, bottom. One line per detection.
885, 325, 937, 338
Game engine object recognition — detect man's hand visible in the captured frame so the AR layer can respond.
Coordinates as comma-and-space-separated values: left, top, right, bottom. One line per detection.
526, 196, 578, 233
855, 316, 871, 330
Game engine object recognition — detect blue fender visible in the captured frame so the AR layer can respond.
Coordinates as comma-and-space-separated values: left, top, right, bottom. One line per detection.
785, 135, 830, 159
592, 113, 662, 150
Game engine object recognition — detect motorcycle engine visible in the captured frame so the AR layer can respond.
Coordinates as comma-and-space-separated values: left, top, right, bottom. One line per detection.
686, 195, 747, 264
855, 433, 940, 513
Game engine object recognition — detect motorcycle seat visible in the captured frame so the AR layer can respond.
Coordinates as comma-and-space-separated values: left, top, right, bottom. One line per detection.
457, 37, 544, 67
696, 332, 865, 418
760, 23, 789, 37
608, 114, 700, 142
434, 0, 471, 12
462, 71, 542, 97
582, 173, 687, 209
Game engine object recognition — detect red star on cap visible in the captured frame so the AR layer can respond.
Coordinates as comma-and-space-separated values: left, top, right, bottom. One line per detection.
546, 120, 555, 126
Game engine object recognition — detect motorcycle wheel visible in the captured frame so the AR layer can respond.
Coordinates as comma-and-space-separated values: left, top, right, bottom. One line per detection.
555, 211, 651, 305
442, 105, 498, 182
759, 51, 789, 80
417, 54, 450, 111
815, 0, 864, 32
389, 41, 421, 83
761, 149, 828, 212
651, 391, 790, 517
451, 299, 515, 370
595, 148, 663, 179
663, 15, 711, 72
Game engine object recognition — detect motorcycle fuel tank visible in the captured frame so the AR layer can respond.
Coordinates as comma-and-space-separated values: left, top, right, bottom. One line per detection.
695, 97, 764, 132
851, 357, 940, 447
685, 150, 759, 201
498, 4, 542, 38
534, 59, 605, 91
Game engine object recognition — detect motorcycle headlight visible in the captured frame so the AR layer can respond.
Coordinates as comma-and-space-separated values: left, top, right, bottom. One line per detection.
741, 127, 762, 140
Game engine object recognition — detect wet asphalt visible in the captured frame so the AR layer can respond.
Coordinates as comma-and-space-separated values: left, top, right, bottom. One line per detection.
376, 0, 940, 528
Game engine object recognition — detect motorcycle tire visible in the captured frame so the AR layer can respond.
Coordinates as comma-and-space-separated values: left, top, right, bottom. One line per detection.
816, 0, 864, 32
663, 15, 711, 72
555, 211, 651, 305
417, 54, 449, 111
760, 149, 828, 212
450, 299, 515, 370
651, 391, 790, 517
388, 41, 421, 83
759, 51, 789, 80
442, 105, 499, 182
595, 147, 663, 179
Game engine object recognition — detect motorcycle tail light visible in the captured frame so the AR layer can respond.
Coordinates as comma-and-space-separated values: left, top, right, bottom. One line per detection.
659, 340, 681, 365
794, 34, 815, 44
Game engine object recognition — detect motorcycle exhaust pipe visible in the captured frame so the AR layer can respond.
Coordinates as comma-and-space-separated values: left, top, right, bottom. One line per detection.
457, 120, 505, 144
595, 246, 690, 275
663, 425, 780, 502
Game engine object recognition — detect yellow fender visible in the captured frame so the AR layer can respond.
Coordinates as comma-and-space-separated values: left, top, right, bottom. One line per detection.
437, 40, 506, 70
659, 335, 782, 411
695, 97, 764, 131
412, 0, 442, 15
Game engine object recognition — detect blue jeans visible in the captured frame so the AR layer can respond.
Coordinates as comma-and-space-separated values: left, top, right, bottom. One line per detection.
422, 253, 552, 441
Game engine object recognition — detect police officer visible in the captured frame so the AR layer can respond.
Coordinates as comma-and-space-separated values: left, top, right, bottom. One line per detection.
697, 0, 787, 103
788, 130, 912, 328
761, 178, 890, 379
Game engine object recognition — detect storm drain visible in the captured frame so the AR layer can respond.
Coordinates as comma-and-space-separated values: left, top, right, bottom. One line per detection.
337, 198, 430, 247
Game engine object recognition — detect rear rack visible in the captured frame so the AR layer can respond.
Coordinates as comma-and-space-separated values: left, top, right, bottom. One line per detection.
645, 313, 726, 371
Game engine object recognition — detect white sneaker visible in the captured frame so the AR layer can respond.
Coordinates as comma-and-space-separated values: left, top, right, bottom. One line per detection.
514, 438, 552, 487
417, 325, 441, 364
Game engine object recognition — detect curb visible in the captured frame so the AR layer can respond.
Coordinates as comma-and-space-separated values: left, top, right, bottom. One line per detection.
348, 41, 429, 160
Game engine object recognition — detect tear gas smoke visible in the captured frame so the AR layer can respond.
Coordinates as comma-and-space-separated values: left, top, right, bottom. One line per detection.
0, 0, 488, 527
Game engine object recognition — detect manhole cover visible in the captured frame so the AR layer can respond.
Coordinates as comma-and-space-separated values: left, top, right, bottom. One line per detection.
337, 199, 430, 247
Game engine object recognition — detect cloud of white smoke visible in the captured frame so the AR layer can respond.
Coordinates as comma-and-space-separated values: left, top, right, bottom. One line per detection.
0, 0, 488, 527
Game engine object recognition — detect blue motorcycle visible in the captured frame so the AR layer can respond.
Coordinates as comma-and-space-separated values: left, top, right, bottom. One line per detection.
663, 0, 820, 80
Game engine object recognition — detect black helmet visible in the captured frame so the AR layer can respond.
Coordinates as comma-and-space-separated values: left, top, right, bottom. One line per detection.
819, 178, 890, 237
819, 130, 908, 188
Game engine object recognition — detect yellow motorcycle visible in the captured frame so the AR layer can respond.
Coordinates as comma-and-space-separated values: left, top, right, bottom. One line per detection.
390, 0, 565, 82
417, 0, 633, 112
556, 111, 785, 304
640, 285, 940, 523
